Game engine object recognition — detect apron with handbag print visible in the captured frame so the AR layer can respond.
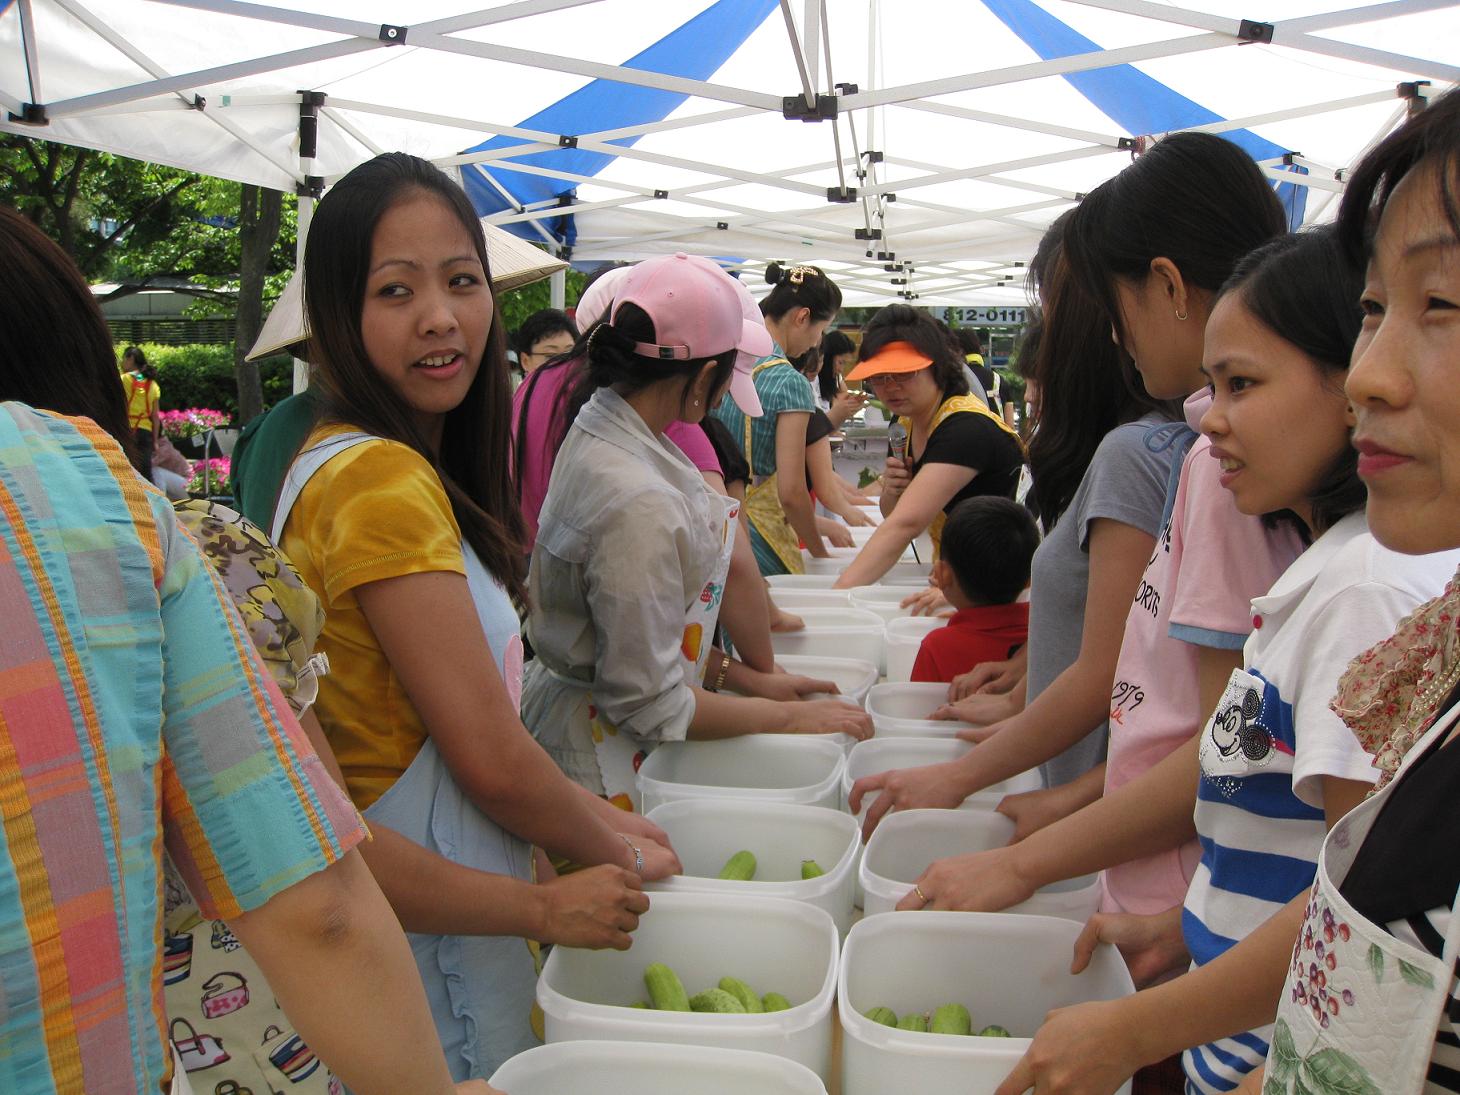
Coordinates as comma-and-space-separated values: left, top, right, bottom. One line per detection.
899, 393, 1022, 559
742, 358, 807, 575
272, 432, 537, 1080
1263, 704, 1460, 1094
586, 491, 739, 811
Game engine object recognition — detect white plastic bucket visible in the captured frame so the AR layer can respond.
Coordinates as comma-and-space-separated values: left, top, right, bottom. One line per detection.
637, 736, 846, 814
643, 800, 861, 936
865, 682, 978, 739
838, 912, 1134, 1095
847, 585, 917, 623
803, 556, 929, 581
841, 738, 1042, 824
489, 1041, 828, 1095
859, 809, 1101, 921
768, 607, 884, 669
767, 588, 854, 611
883, 616, 949, 683
773, 654, 879, 708
767, 572, 927, 590
538, 892, 840, 1080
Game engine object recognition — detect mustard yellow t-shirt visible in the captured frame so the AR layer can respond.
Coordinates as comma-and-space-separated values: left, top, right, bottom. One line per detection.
280, 423, 465, 809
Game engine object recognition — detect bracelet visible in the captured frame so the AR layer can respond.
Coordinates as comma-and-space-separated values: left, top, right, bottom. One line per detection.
620, 833, 643, 875
711, 651, 731, 693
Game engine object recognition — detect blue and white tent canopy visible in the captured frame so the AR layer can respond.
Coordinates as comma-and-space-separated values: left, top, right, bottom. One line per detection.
2, 0, 1456, 305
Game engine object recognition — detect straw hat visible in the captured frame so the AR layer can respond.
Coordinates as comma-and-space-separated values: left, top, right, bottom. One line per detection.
246, 220, 569, 361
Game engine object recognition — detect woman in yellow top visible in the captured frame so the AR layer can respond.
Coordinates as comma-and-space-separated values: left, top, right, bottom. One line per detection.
120, 345, 161, 479
832, 304, 1024, 591
271, 152, 679, 1081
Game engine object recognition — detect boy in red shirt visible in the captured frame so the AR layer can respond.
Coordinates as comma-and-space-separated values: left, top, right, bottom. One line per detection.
911, 496, 1036, 683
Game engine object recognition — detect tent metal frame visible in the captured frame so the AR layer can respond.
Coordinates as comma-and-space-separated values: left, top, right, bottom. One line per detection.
2, 0, 1456, 300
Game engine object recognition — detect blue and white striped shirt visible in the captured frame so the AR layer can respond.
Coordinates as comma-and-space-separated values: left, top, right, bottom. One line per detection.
1181, 512, 1458, 1093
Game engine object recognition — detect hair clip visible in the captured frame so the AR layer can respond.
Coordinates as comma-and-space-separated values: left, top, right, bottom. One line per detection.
786, 264, 819, 286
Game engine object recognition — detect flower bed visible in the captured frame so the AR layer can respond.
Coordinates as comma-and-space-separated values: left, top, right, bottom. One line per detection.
186, 457, 231, 498
159, 407, 230, 441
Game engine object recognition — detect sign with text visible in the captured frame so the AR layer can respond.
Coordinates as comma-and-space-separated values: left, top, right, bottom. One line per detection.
937, 307, 1029, 327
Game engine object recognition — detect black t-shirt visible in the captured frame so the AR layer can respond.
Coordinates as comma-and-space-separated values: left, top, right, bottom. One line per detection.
804, 408, 835, 490
907, 410, 1023, 513
1341, 681, 1460, 925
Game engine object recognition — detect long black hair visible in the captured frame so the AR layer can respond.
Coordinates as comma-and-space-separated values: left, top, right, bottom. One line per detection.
1065, 132, 1287, 349
818, 328, 856, 403
0, 207, 140, 468
303, 152, 526, 603
1337, 87, 1460, 258
1024, 211, 1173, 529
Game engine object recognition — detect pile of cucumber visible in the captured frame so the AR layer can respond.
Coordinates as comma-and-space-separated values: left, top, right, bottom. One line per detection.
632, 963, 793, 1014
863, 1003, 1010, 1038
716, 850, 825, 881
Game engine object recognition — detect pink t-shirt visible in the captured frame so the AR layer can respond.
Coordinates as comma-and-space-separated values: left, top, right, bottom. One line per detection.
1100, 392, 1304, 915
511, 358, 722, 548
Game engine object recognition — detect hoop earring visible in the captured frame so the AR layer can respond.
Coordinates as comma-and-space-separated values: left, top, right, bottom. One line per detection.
1174, 307, 1189, 321
693, 398, 701, 407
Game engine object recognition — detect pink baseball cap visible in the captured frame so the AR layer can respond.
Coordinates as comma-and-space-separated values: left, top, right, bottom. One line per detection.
612, 253, 768, 417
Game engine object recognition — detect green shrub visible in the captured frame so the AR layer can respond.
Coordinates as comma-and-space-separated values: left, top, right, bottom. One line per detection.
116, 343, 294, 421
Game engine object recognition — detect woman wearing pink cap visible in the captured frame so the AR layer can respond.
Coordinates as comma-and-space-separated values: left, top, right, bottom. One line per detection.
522, 253, 872, 808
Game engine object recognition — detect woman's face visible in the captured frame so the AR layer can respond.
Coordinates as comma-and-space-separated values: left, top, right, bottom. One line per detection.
868, 365, 940, 419
1346, 164, 1460, 555
833, 351, 857, 374
779, 308, 831, 359
1199, 292, 1352, 530
1112, 265, 1207, 400
360, 192, 490, 434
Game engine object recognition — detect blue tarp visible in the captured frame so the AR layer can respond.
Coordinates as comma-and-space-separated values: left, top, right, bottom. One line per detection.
983, 0, 1308, 228
462, 0, 778, 245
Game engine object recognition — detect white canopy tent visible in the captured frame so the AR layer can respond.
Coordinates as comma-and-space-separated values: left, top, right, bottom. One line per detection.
2, 0, 1457, 308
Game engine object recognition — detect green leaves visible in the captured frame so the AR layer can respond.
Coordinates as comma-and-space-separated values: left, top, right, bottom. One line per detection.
1271, 1019, 1301, 1084
1367, 943, 1384, 983
1398, 958, 1436, 989
1300, 1048, 1381, 1095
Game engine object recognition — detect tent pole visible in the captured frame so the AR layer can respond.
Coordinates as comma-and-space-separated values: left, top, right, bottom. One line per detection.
293, 91, 323, 395
550, 269, 566, 310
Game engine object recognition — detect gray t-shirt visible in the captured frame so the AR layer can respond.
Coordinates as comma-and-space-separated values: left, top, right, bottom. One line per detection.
1026, 413, 1177, 788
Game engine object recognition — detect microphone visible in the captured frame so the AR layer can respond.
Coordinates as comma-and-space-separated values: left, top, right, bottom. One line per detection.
887, 421, 908, 465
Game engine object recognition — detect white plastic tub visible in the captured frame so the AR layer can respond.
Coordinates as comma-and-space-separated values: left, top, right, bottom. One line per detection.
847, 584, 917, 623
773, 654, 879, 708
883, 615, 949, 683
768, 607, 885, 669
866, 682, 979, 739
767, 572, 928, 590
767, 588, 854, 611
490, 1041, 827, 1094
643, 800, 861, 935
803, 555, 929, 581
538, 892, 840, 1080
637, 736, 846, 814
838, 912, 1135, 1095
841, 738, 1042, 823
859, 809, 1101, 921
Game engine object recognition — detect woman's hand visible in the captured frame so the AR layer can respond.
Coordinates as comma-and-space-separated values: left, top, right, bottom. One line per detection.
843, 506, 877, 527
934, 693, 1016, 726
768, 604, 804, 633
747, 671, 839, 702
534, 865, 650, 950
849, 761, 971, 841
950, 657, 1023, 700
778, 698, 873, 741
1070, 907, 1189, 988
900, 585, 952, 617
993, 998, 1147, 1095
881, 455, 912, 499
816, 516, 855, 548
894, 846, 1036, 912
996, 785, 1078, 842
830, 388, 868, 426
613, 811, 672, 849
630, 836, 682, 881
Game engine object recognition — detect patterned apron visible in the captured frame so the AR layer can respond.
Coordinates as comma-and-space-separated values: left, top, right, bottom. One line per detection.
272, 432, 537, 1080
899, 393, 1022, 559
742, 358, 807, 575
1263, 705, 1460, 1094
588, 491, 740, 811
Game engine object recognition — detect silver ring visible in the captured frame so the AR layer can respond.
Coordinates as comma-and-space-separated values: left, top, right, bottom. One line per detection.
914, 884, 928, 904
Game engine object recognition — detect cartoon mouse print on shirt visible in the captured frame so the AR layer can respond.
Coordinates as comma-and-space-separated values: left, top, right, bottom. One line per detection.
1200, 669, 1291, 800
1210, 684, 1272, 763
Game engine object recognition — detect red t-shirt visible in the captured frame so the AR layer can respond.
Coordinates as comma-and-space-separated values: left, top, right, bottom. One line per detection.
910, 602, 1029, 684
